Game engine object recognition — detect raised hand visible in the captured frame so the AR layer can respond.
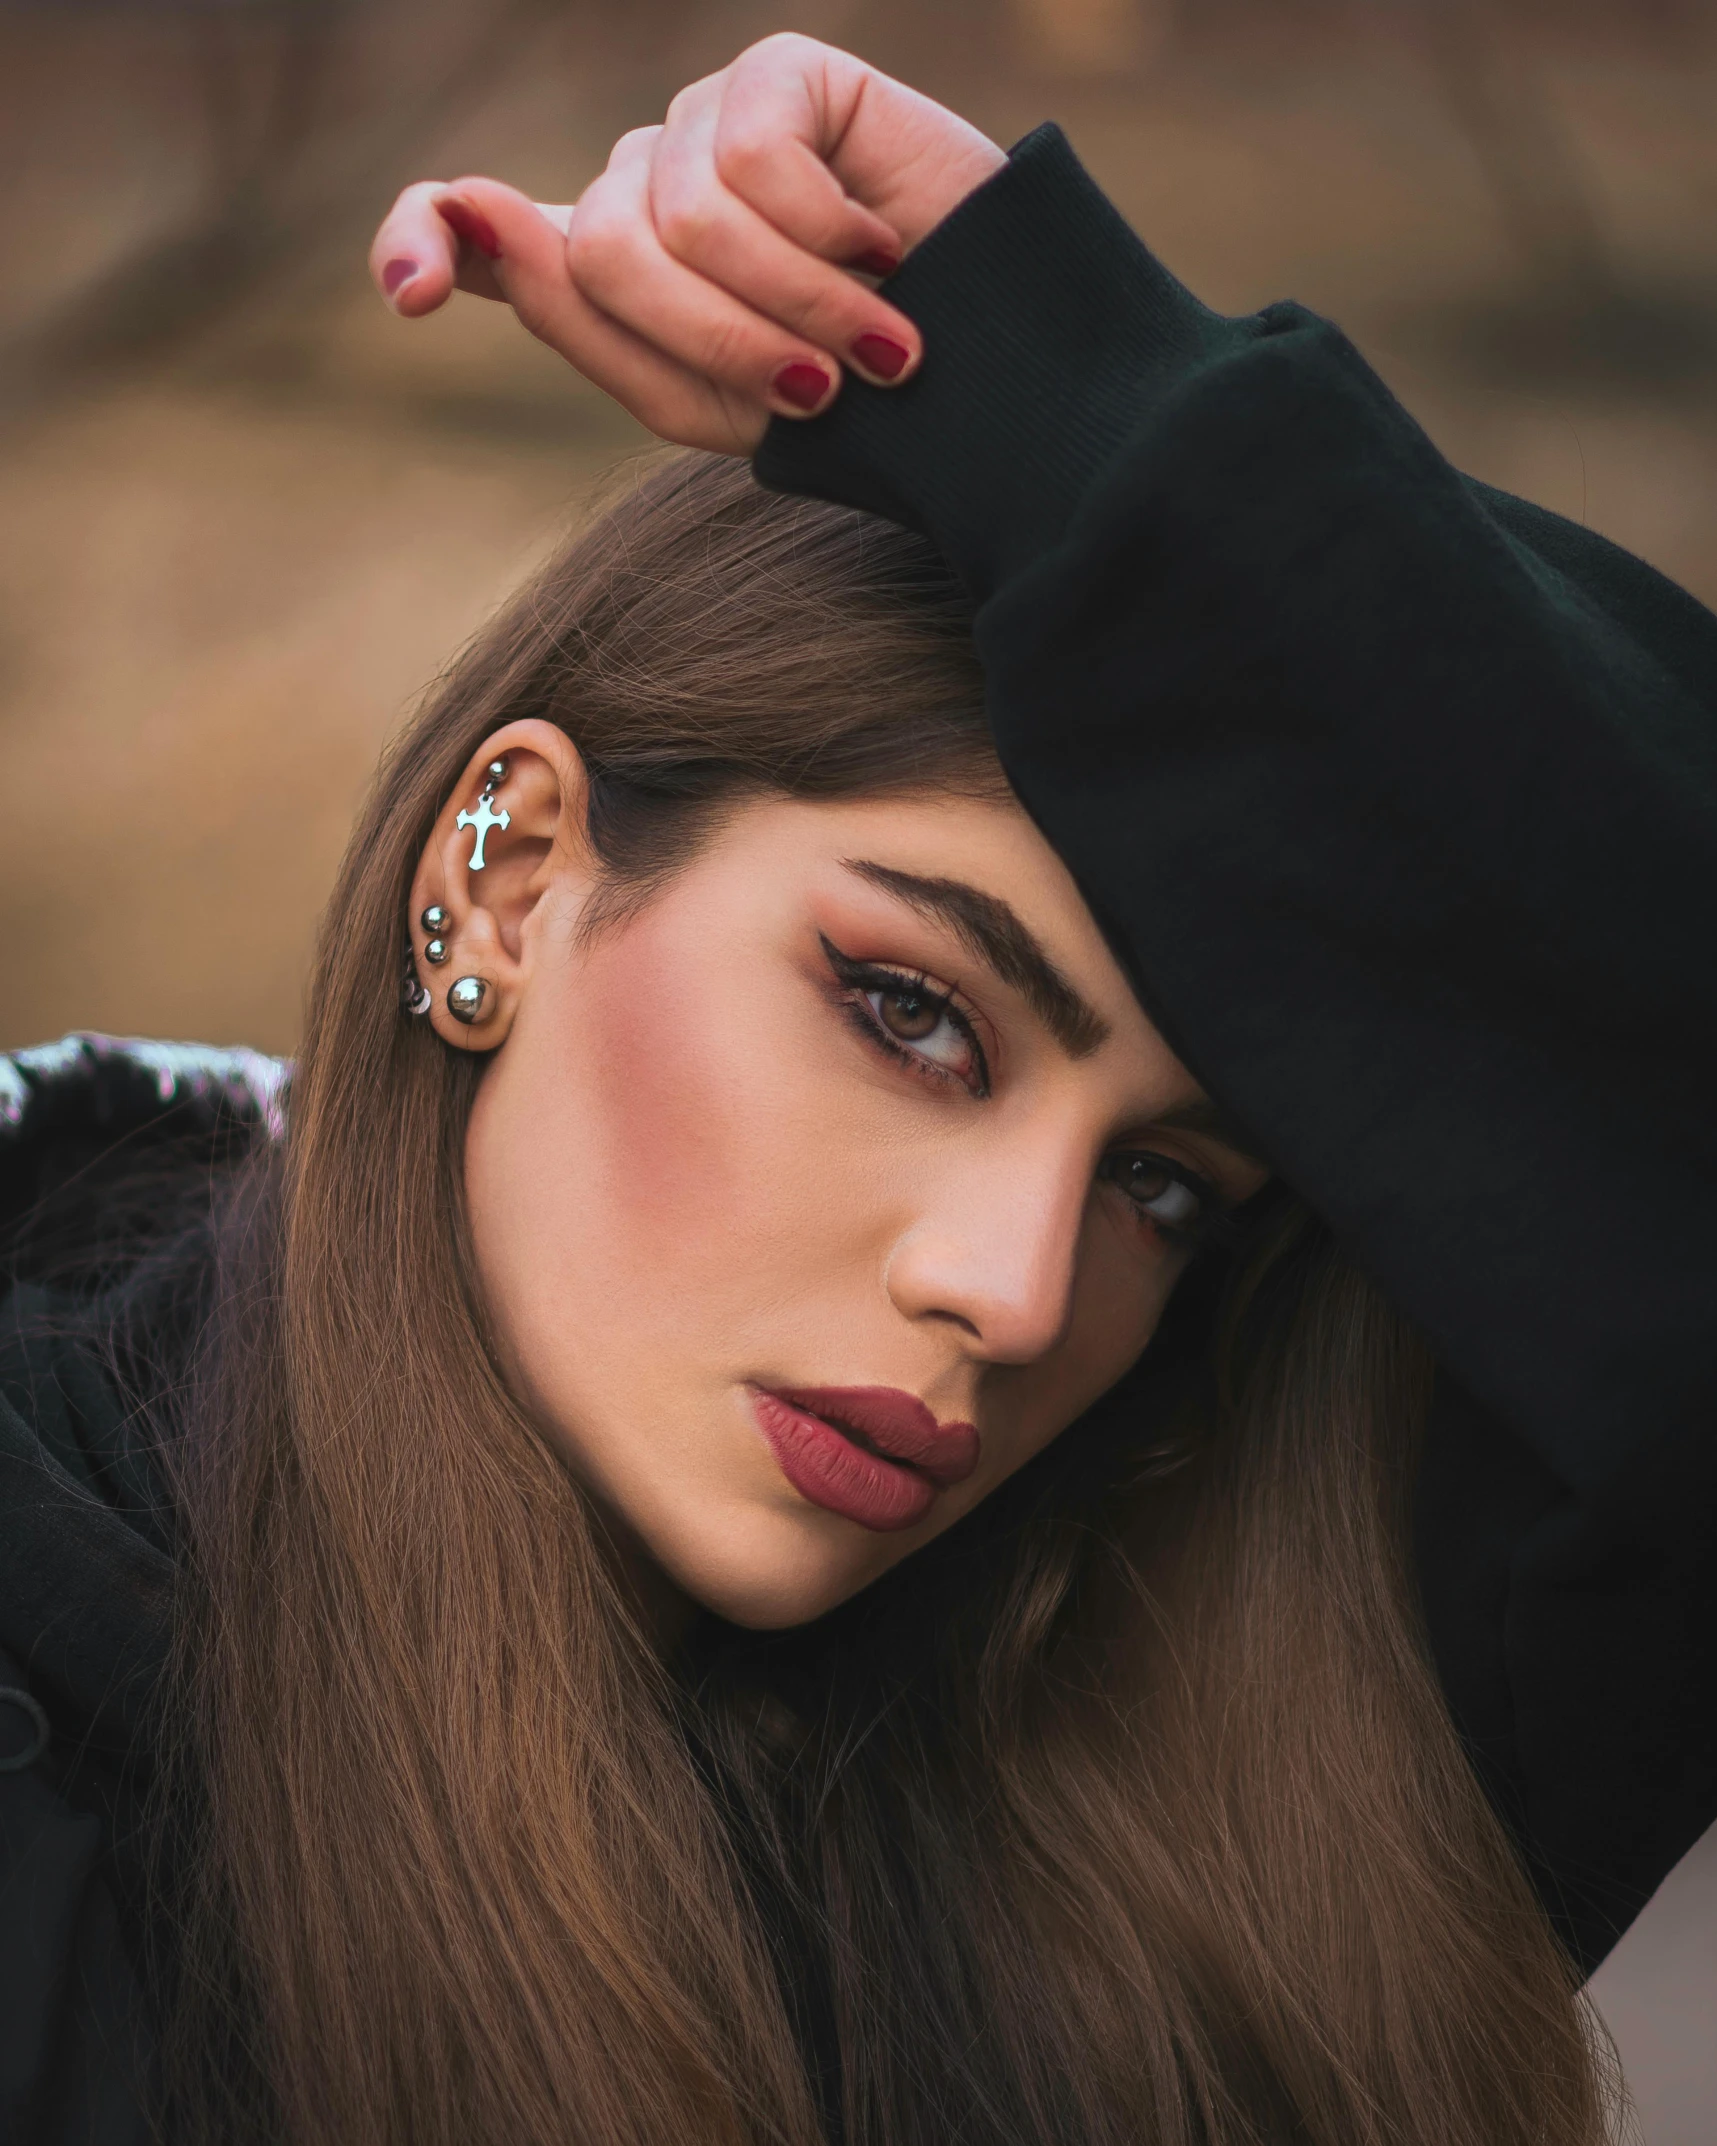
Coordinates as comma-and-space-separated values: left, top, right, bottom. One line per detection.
368, 34, 1005, 454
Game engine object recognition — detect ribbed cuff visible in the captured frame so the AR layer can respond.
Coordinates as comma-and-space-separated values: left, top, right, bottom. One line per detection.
753, 123, 1261, 600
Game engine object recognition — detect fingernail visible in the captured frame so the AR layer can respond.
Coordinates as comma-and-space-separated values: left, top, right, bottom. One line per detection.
772, 361, 834, 413
850, 248, 901, 279
438, 196, 501, 259
382, 256, 418, 298
851, 332, 911, 383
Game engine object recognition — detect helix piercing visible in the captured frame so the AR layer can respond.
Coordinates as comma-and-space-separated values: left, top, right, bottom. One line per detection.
420, 904, 451, 935
447, 975, 490, 1025
424, 938, 449, 966
456, 755, 510, 872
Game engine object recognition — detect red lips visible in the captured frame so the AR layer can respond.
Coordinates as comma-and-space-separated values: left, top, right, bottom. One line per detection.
750, 1384, 980, 1533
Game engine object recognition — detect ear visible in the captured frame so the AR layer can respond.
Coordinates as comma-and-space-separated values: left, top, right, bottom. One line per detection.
406, 720, 595, 1053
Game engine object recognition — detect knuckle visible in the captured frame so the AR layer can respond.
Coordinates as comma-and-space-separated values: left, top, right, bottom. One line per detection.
653, 188, 717, 263
563, 201, 627, 286
743, 29, 814, 65
697, 314, 759, 383
799, 291, 864, 349
713, 120, 774, 193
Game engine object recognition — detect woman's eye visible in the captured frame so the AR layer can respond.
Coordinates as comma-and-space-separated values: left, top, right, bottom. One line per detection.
819, 936, 992, 1096
866, 987, 972, 1073
874, 987, 941, 1043
1104, 1153, 1211, 1240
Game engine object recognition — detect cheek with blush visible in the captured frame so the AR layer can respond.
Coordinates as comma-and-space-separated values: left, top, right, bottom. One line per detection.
555, 909, 870, 1304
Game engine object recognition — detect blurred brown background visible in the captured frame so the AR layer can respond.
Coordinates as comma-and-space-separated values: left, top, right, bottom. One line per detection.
1, 0, 1713, 2133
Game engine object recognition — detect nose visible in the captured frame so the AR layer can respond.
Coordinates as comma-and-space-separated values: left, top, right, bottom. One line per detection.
883, 1129, 1090, 1365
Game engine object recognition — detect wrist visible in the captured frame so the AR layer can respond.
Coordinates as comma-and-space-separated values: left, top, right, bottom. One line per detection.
757, 125, 1254, 600
893, 130, 1008, 253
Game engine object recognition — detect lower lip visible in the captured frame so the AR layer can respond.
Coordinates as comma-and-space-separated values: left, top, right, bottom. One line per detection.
749, 1388, 939, 1533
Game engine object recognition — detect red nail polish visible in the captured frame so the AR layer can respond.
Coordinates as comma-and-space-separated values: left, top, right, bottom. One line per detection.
382, 256, 418, 297
438, 197, 501, 260
850, 247, 901, 279
773, 361, 833, 413
851, 332, 911, 382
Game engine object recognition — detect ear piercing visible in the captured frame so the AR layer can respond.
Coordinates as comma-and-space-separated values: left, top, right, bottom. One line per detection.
405, 757, 508, 1022
447, 975, 490, 1025
401, 930, 489, 1029
455, 756, 510, 872
416, 903, 451, 965
401, 947, 432, 1017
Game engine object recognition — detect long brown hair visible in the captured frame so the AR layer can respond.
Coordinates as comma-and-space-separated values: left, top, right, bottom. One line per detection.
158, 453, 1614, 2145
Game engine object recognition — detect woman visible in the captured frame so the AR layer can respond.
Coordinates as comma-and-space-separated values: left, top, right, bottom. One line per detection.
2, 33, 1712, 2146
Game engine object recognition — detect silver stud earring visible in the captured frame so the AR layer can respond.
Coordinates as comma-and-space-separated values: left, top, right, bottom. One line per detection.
420, 904, 451, 935
424, 938, 449, 966
447, 975, 489, 1025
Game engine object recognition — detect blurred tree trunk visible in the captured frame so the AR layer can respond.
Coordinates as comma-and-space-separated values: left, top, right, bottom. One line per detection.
196, 0, 349, 211
6, 0, 561, 389
1381, 0, 1612, 295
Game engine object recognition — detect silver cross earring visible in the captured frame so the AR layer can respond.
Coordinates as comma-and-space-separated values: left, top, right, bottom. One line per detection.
455, 757, 511, 872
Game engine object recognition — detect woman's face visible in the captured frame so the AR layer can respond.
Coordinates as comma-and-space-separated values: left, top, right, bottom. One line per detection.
463, 782, 1265, 1629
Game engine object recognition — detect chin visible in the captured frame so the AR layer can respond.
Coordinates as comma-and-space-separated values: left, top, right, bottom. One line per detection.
657, 1507, 889, 1631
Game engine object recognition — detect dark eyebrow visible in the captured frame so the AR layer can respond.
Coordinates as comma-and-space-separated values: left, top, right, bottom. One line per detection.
841, 859, 1111, 1060
1148, 1097, 1271, 1169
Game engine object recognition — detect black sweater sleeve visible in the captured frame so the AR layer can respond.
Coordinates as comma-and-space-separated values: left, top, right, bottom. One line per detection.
756, 125, 1717, 1974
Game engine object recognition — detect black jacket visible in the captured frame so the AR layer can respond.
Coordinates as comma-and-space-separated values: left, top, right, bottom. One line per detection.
0, 1038, 286, 2144
758, 122, 1717, 1974
6, 126, 1717, 2140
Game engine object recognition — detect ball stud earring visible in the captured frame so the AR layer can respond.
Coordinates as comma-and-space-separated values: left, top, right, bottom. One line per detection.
447, 975, 490, 1025
420, 904, 450, 935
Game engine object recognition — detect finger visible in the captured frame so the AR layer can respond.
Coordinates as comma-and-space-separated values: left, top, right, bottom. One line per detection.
433, 173, 767, 453
648, 90, 921, 386
369, 177, 521, 310
716, 33, 1003, 253
370, 181, 467, 315
371, 179, 574, 316
565, 137, 849, 420
664, 69, 902, 274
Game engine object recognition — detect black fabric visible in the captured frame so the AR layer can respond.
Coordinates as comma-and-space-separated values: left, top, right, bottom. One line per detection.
758, 123, 1717, 1972
0, 1036, 285, 2145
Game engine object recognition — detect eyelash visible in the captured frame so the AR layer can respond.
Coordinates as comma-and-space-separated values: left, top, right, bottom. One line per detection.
821, 936, 1233, 1253
822, 937, 991, 1097
1096, 1151, 1233, 1253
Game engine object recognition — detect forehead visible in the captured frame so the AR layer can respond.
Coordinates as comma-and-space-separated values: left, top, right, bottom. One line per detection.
686, 789, 1150, 1032
710, 786, 1078, 906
